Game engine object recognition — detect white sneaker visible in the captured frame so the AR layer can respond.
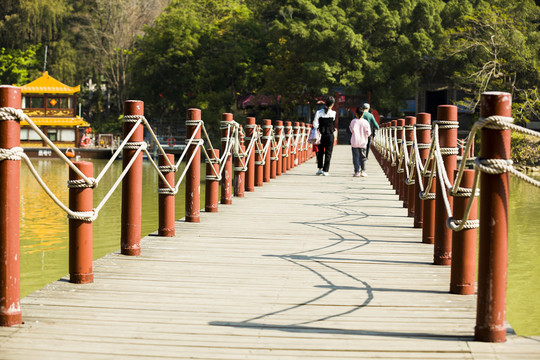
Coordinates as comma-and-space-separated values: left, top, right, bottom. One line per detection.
322, 172, 329, 176
360, 171, 367, 177
316, 169, 323, 175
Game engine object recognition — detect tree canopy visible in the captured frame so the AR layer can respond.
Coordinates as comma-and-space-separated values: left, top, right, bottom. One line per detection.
1, 0, 540, 130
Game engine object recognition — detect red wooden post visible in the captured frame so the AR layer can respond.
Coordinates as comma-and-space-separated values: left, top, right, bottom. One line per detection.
121, 100, 144, 256
221, 113, 233, 204
396, 119, 405, 197
433, 105, 458, 265
275, 120, 283, 176
386, 123, 392, 179
0, 85, 22, 326
185, 108, 201, 222
158, 154, 175, 236
234, 145, 246, 197
414, 113, 431, 229
68, 161, 94, 283
283, 121, 292, 173
262, 119, 272, 182
245, 117, 256, 192
292, 122, 300, 167
450, 169, 477, 295
205, 149, 220, 212
306, 124, 313, 160
405, 116, 416, 214
475, 92, 512, 343
298, 122, 304, 164
389, 120, 397, 188
255, 124, 264, 187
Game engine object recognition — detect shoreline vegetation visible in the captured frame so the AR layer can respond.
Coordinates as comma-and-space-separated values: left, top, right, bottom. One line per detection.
512, 133, 540, 175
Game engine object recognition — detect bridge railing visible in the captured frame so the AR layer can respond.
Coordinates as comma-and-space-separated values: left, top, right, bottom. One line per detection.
372, 91, 540, 343
0, 85, 314, 327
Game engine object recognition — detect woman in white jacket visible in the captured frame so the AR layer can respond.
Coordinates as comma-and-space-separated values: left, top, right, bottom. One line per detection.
312, 96, 336, 176
349, 106, 371, 177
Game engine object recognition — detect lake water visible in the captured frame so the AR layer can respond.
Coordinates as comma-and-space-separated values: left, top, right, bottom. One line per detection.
16, 159, 540, 336
19, 158, 198, 297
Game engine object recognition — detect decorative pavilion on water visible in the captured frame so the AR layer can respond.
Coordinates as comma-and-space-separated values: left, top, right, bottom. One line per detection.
19, 71, 90, 150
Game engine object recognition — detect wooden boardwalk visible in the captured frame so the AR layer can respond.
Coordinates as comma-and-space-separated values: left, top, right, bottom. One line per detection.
1, 145, 539, 359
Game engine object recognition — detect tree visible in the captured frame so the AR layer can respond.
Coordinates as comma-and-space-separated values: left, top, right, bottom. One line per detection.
0, 45, 40, 84
439, 0, 540, 120
130, 0, 264, 133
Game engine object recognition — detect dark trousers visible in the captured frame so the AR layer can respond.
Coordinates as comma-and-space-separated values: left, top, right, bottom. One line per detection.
366, 135, 373, 159
352, 147, 367, 173
317, 133, 334, 172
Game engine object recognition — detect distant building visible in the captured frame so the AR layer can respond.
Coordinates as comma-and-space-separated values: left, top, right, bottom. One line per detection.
19, 71, 90, 149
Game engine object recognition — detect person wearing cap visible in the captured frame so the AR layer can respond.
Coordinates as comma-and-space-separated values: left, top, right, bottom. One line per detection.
362, 103, 379, 159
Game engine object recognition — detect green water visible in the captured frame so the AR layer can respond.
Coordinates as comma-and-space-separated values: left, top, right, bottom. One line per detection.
19, 158, 202, 297
507, 174, 540, 336
17, 160, 540, 336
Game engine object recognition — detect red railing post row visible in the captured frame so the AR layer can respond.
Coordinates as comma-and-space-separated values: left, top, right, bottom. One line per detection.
185, 108, 202, 222
205, 149, 220, 211
262, 119, 272, 182
255, 124, 264, 187
404, 116, 416, 215
283, 121, 292, 173
414, 113, 432, 231
433, 105, 458, 265
234, 145, 246, 197
395, 119, 405, 197
244, 117, 256, 192
121, 100, 144, 255
0, 86, 22, 326
220, 113, 234, 204
158, 154, 175, 236
68, 162, 94, 283
275, 120, 283, 176
475, 92, 512, 343
450, 169, 477, 295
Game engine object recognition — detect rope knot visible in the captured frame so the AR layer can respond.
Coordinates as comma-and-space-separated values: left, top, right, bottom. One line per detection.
0, 147, 24, 161
0, 107, 25, 122
67, 178, 97, 189
68, 210, 98, 222
475, 158, 513, 174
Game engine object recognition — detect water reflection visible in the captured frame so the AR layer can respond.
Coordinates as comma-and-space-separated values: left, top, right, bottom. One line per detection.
20, 159, 198, 297
507, 174, 540, 336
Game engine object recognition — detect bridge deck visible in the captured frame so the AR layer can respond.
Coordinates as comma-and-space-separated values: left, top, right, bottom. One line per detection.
1, 145, 539, 359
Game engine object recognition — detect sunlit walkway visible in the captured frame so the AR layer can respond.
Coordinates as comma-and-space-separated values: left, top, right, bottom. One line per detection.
1, 145, 539, 359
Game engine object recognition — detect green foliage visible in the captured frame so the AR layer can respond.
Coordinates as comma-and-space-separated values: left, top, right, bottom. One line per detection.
511, 132, 540, 166
439, 1, 540, 115
130, 0, 263, 129
0, 45, 41, 84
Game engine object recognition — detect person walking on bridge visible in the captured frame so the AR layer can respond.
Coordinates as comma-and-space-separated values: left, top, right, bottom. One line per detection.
313, 96, 336, 176
350, 106, 371, 177
362, 103, 379, 159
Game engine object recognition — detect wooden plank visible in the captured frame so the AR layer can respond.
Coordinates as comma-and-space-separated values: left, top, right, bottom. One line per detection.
1, 146, 539, 359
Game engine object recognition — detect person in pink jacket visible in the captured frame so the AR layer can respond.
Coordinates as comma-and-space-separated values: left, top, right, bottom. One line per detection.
349, 106, 372, 177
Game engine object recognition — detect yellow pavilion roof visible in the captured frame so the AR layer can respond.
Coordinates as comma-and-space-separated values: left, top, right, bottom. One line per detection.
21, 116, 90, 127
20, 71, 80, 94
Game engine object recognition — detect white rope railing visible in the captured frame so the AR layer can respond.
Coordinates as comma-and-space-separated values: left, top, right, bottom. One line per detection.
375, 114, 540, 233
0, 106, 300, 222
